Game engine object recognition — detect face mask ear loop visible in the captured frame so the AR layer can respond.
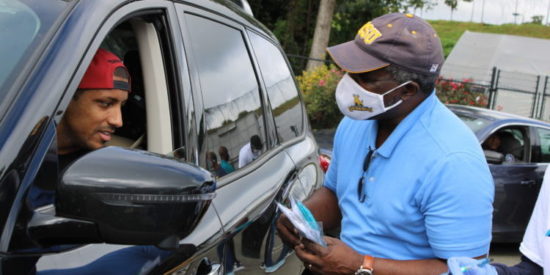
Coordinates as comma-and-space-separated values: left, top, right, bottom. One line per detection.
381, 81, 412, 109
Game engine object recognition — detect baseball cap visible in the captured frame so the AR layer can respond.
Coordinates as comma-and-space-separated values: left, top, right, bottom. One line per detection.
78, 48, 131, 92
327, 13, 444, 75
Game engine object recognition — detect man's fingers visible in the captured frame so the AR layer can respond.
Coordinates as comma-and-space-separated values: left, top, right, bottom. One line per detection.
302, 239, 326, 256
295, 243, 324, 267
276, 214, 300, 246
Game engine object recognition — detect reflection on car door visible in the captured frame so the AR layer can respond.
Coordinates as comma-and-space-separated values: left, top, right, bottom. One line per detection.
490, 126, 543, 242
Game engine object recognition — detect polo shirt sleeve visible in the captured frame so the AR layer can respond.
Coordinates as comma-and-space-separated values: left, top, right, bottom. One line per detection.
416, 152, 494, 259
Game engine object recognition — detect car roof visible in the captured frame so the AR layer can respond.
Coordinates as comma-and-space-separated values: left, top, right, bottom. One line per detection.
447, 104, 550, 134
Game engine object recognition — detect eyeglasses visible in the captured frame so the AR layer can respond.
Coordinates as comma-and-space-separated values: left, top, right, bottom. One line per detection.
357, 147, 375, 203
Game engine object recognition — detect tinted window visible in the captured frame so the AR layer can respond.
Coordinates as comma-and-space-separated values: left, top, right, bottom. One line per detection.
454, 113, 491, 133
185, 14, 265, 175
249, 31, 303, 143
534, 127, 550, 162
0, 0, 70, 114
483, 127, 526, 163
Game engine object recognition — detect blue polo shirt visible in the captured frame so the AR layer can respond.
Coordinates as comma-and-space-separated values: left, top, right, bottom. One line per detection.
324, 92, 494, 260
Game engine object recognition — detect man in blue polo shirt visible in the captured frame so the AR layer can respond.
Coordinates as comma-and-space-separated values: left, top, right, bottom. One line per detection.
276, 13, 494, 275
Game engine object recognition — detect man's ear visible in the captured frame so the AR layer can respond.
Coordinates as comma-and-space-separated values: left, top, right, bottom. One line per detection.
401, 81, 420, 99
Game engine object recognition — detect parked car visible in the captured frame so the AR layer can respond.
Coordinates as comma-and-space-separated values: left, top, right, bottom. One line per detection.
0, 0, 323, 274
447, 105, 549, 243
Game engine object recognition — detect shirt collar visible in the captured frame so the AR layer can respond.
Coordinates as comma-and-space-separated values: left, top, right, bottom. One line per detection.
375, 91, 438, 158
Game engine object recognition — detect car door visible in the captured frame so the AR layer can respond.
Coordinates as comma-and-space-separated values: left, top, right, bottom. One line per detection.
173, 4, 306, 274
487, 125, 542, 242
0, 1, 226, 274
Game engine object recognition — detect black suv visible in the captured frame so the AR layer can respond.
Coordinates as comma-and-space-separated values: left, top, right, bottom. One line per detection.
0, 0, 322, 273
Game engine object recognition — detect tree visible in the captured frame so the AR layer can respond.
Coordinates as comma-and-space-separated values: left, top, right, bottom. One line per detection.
531, 15, 544, 25
441, 0, 474, 21
306, 0, 337, 71
444, 0, 457, 20
249, 0, 441, 73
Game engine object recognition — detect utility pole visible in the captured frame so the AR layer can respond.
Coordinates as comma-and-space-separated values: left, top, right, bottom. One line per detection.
470, 0, 475, 22
546, 0, 550, 25
481, 0, 486, 23
513, 0, 519, 24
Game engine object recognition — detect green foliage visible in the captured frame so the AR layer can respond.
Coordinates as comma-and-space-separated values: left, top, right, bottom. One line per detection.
297, 64, 344, 129
444, 0, 458, 10
435, 78, 487, 107
248, 0, 319, 73
531, 15, 544, 25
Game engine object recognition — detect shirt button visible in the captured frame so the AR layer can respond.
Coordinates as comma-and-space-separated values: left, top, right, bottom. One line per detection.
369, 177, 375, 182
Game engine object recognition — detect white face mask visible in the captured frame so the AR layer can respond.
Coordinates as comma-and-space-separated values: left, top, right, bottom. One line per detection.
335, 73, 411, 120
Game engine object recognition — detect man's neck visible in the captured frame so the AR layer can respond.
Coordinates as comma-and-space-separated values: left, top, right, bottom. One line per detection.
374, 95, 427, 147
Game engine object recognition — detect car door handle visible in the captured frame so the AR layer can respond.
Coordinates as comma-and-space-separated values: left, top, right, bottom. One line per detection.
520, 179, 535, 185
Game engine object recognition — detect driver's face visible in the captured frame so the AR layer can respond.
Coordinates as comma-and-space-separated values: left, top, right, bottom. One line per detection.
58, 89, 128, 154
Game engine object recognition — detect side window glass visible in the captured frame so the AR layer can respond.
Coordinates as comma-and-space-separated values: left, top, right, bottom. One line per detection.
534, 127, 550, 162
185, 14, 265, 176
482, 127, 526, 163
248, 31, 303, 143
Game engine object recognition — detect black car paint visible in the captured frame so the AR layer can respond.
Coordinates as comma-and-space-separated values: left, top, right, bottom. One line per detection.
0, 0, 321, 273
448, 105, 547, 243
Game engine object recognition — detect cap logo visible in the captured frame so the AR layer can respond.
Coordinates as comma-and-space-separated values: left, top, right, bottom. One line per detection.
357, 22, 382, 45
348, 94, 373, 112
430, 64, 439, 73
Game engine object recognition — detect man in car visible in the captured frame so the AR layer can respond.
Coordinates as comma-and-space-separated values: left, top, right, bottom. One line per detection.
36, 49, 175, 275
277, 13, 494, 275
57, 48, 130, 165
28, 48, 130, 209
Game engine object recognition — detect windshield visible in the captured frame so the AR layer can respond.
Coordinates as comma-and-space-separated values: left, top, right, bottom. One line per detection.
455, 113, 491, 134
0, 0, 70, 108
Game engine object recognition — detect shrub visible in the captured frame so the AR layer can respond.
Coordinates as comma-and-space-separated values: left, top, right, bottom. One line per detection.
298, 68, 489, 130
435, 78, 488, 107
297, 64, 344, 129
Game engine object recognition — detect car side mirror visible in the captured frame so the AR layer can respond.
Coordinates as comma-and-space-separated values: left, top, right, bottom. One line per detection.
29, 147, 216, 248
484, 149, 504, 164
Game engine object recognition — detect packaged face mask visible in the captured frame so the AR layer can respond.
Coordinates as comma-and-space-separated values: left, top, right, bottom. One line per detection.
335, 73, 411, 120
276, 197, 326, 247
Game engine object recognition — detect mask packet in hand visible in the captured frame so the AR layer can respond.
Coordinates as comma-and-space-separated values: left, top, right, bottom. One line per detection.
277, 197, 326, 247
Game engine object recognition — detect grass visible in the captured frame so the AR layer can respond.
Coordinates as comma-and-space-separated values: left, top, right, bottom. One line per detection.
428, 20, 550, 57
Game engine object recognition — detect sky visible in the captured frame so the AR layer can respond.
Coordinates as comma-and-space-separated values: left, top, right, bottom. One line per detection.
417, 0, 550, 25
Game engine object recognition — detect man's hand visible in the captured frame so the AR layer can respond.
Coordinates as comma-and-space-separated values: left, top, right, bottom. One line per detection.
446, 257, 496, 275
276, 187, 341, 249
295, 236, 363, 275
276, 213, 301, 247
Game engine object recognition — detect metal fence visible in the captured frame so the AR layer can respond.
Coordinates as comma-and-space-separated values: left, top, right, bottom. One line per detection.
287, 54, 550, 121
440, 64, 550, 121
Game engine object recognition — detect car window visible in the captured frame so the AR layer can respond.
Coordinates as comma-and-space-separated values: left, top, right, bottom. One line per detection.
248, 31, 303, 143
185, 14, 266, 176
533, 127, 550, 162
0, 0, 70, 117
454, 112, 491, 133
483, 127, 526, 163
